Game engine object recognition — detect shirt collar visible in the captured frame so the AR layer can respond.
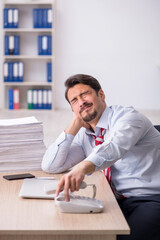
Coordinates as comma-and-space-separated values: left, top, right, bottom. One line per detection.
85, 106, 112, 136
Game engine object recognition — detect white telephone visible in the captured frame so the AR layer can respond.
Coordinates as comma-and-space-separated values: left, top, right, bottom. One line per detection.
44, 181, 104, 213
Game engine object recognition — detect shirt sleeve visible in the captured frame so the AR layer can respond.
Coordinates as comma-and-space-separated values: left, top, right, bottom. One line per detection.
85, 110, 150, 171
41, 131, 86, 173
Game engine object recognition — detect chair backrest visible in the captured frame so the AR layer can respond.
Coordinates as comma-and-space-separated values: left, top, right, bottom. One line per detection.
154, 125, 160, 132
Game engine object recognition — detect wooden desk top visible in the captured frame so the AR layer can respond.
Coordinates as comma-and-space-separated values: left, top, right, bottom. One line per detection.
0, 171, 130, 236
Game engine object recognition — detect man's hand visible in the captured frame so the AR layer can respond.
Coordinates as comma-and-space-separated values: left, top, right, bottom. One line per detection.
65, 114, 91, 136
55, 161, 95, 201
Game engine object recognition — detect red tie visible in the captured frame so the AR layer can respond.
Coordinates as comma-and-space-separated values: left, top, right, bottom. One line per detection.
93, 128, 111, 184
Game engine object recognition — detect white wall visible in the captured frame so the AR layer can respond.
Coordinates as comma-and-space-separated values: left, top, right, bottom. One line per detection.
1, 0, 160, 110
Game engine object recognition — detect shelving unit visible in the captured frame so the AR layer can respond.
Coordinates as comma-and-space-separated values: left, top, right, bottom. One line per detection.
2, 0, 55, 110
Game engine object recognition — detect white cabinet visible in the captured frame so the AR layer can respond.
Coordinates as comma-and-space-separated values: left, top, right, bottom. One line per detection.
2, 0, 55, 110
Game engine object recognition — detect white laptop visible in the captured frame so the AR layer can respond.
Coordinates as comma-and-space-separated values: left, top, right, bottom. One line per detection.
19, 178, 59, 199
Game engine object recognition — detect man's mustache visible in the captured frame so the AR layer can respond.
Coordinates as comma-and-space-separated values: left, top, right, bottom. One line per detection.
79, 102, 93, 114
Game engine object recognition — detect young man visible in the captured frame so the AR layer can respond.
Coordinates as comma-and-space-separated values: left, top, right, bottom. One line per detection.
42, 74, 160, 240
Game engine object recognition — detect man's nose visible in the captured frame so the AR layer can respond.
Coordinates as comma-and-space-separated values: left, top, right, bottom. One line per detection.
79, 98, 86, 107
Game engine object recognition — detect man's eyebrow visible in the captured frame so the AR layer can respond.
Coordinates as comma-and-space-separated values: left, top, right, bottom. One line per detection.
70, 97, 77, 103
80, 90, 89, 96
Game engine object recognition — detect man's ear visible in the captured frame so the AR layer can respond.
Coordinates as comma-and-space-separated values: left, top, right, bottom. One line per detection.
98, 89, 105, 101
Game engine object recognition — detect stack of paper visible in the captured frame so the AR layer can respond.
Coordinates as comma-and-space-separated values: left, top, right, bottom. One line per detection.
0, 116, 46, 172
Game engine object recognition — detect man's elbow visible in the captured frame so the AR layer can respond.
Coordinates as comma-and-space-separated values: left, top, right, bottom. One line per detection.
41, 160, 64, 174
41, 160, 52, 173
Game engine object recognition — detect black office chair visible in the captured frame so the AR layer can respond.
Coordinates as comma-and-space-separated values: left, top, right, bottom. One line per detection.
154, 125, 160, 132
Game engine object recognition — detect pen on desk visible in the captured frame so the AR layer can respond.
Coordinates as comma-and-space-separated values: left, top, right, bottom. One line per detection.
37, 177, 55, 180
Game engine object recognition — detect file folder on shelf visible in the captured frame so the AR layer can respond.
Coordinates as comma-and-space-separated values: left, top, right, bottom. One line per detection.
33, 90, 38, 109
14, 35, 20, 55
37, 90, 43, 109
42, 36, 48, 55
4, 63, 9, 82
33, 8, 52, 28
3, 62, 24, 82
9, 35, 14, 55
47, 9, 52, 28
48, 35, 52, 55
13, 89, 20, 110
5, 35, 20, 55
8, 89, 14, 110
27, 90, 33, 109
43, 89, 48, 109
47, 62, 52, 82
18, 62, 24, 82
13, 62, 18, 82
3, 8, 19, 28
8, 9, 12, 28
47, 89, 52, 109
33, 9, 38, 28
4, 8, 8, 28
26, 89, 52, 110
4, 36, 9, 55
38, 35, 52, 55
13, 9, 19, 28
9, 62, 13, 82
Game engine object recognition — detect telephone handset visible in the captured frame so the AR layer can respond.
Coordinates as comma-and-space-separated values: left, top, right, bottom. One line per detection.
45, 181, 88, 194
44, 181, 104, 213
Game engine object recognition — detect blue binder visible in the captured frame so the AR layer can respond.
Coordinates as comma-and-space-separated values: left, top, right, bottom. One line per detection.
13, 62, 18, 81
48, 36, 52, 55
9, 35, 14, 55
33, 90, 38, 109
38, 9, 43, 28
13, 8, 19, 28
33, 9, 38, 28
47, 89, 52, 109
8, 8, 13, 28
4, 62, 9, 82
4, 8, 9, 28
47, 62, 52, 82
38, 35, 42, 55
47, 8, 52, 28
14, 35, 20, 55
8, 89, 14, 110
4, 35, 9, 55
42, 35, 48, 55
43, 8, 48, 28
18, 62, 24, 82
8, 62, 13, 82
37, 90, 43, 109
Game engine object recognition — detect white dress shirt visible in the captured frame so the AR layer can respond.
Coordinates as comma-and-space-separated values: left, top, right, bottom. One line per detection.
42, 105, 160, 198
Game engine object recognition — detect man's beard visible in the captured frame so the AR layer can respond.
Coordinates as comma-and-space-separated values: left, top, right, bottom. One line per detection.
81, 109, 98, 122
79, 102, 98, 122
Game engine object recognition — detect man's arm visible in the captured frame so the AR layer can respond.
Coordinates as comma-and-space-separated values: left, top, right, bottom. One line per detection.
65, 113, 91, 135
55, 160, 95, 201
41, 115, 90, 173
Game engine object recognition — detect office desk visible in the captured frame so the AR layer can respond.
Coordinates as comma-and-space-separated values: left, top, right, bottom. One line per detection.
0, 171, 130, 240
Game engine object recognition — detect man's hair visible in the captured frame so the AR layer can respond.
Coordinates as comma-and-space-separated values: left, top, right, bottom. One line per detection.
65, 74, 102, 102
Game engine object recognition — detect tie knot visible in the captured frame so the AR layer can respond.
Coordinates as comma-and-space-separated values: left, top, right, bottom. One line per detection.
94, 128, 105, 146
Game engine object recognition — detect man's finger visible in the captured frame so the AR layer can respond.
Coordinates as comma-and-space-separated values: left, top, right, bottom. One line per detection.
75, 180, 81, 191
64, 178, 70, 201
55, 178, 65, 197
70, 179, 76, 192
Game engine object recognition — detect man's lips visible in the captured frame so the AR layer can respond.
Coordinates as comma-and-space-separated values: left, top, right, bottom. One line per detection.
79, 103, 93, 114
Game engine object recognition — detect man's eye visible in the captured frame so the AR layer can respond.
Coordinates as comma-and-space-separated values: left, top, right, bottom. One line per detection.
82, 91, 89, 97
71, 99, 77, 105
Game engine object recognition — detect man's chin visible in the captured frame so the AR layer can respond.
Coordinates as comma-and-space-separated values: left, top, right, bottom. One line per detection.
81, 111, 98, 123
